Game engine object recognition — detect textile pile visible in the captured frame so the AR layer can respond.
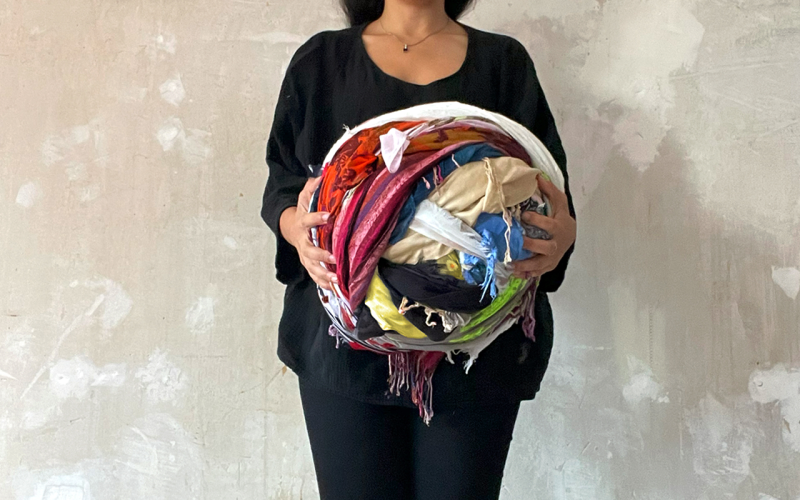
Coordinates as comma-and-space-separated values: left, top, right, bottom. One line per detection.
309, 102, 564, 422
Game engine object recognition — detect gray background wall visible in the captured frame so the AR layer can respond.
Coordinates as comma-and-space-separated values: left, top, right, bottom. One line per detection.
2, 0, 799, 498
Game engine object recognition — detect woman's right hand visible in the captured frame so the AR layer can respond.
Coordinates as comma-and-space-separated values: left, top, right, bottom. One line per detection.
279, 177, 338, 290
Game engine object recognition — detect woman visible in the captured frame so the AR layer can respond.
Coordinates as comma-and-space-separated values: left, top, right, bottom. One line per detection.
260, 0, 577, 498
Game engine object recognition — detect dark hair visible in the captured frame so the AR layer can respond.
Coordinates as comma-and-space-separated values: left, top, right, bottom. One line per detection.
340, 0, 475, 27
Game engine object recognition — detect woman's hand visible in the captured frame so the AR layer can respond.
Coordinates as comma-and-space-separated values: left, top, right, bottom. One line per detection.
513, 176, 576, 280
279, 177, 338, 290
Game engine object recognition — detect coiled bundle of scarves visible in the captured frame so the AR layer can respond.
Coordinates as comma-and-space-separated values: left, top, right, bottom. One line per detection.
309, 102, 565, 423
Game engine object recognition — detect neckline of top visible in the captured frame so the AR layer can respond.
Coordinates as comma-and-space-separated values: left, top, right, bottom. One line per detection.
355, 21, 474, 89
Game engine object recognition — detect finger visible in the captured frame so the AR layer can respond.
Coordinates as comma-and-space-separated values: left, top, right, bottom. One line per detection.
298, 191, 311, 211
521, 211, 557, 233
302, 253, 337, 278
529, 265, 556, 277
512, 267, 543, 280
512, 255, 549, 273
512, 268, 535, 279
298, 178, 323, 212
303, 245, 336, 265
524, 268, 554, 280
304, 261, 330, 282
306, 263, 337, 289
522, 237, 558, 256
538, 176, 568, 213
312, 259, 339, 283
300, 211, 330, 229
311, 275, 333, 291
513, 270, 539, 280
304, 176, 323, 193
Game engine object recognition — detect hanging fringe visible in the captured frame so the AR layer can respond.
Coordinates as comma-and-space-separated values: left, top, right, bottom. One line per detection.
398, 296, 421, 316
433, 164, 444, 187
502, 209, 514, 264
388, 352, 410, 396
328, 324, 345, 348
388, 351, 446, 425
479, 246, 500, 301
521, 283, 539, 341
463, 355, 477, 374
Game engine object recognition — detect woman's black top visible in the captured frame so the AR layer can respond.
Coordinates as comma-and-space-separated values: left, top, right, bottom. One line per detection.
260, 22, 575, 409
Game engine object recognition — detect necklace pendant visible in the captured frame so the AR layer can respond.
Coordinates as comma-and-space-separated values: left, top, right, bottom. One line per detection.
403, 44, 408, 52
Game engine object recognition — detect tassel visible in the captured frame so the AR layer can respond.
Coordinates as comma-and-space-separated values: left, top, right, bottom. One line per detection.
388, 351, 445, 425
479, 245, 500, 301
479, 263, 494, 301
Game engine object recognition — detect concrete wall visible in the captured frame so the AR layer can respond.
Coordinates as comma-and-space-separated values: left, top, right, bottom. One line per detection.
2, 0, 798, 498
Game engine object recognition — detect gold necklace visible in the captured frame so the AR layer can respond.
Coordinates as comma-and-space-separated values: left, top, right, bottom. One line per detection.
379, 17, 451, 52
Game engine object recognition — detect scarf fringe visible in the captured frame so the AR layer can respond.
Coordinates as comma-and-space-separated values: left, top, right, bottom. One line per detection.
328, 324, 345, 348
388, 351, 446, 425
521, 284, 539, 341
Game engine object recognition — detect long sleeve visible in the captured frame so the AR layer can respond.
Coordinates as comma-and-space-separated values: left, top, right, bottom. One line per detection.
260, 64, 309, 285
500, 39, 576, 293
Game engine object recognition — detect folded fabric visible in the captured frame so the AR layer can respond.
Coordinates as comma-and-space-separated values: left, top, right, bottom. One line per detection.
364, 271, 428, 340
318, 102, 565, 191
436, 252, 465, 280
378, 260, 491, 313
389, 144, 504, 244
365, 258, 487, 342
397, 303, 471, 343
461, 213, 532, 297
322, 124, 528, 316
383, 156, 543, 264
380, 127, 411, 174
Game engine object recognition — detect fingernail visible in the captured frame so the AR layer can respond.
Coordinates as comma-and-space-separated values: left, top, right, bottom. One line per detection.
330, 275, 338, 283
322, 213, 330, 221
328, 255, 336, 264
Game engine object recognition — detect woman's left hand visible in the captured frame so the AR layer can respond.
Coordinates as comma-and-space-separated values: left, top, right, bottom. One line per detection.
512, 175, 576, 279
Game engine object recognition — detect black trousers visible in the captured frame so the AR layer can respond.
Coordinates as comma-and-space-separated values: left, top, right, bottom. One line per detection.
299, 379, 521, 500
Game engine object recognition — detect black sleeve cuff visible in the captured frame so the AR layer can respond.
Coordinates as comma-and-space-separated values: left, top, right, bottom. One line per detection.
262, 197, 306, 286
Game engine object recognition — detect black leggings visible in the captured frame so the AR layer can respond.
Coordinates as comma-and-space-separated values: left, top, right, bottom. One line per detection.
298, 379, 521, 500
